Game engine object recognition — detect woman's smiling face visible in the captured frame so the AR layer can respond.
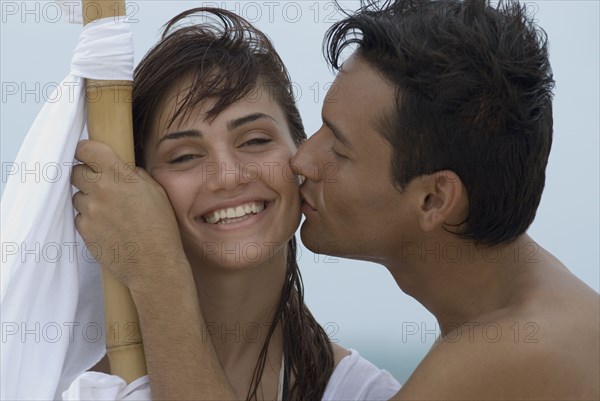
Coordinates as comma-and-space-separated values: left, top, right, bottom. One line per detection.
144, 77, 301, 270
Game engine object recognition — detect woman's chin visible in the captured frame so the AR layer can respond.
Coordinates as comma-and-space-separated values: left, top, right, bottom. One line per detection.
184, 240, 290, 272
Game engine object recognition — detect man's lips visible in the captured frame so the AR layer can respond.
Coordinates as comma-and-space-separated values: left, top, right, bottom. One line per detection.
300, 197, 317, 213
299, 189, 317, 212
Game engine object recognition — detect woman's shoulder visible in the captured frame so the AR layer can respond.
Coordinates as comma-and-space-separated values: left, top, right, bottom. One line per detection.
324, 346, 401, 401
332, 343, 352, 367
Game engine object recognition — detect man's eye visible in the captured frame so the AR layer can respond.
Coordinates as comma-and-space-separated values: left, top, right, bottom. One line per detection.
243, 138, 272, 146
329, 147, 347, 160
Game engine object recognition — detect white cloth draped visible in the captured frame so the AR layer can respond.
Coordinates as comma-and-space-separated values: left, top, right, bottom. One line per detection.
0, 13, 151, 401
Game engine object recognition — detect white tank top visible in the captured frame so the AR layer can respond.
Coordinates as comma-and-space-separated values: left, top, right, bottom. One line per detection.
322, 349, 402, 401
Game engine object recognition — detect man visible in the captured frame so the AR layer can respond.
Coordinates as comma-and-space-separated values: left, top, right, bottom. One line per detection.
289, 0, 599, 399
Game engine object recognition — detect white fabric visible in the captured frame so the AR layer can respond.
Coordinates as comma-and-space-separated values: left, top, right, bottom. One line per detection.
58, 348, 400, 401
63, 373, 150, 400
322, 349, 402, 401
71, 17, 134, 80
0, 15, 144, 401
59, 348, 401, 401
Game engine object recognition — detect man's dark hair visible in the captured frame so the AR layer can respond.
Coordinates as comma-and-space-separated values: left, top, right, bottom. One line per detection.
133, 8, 333, 401
325, 0, 555, 245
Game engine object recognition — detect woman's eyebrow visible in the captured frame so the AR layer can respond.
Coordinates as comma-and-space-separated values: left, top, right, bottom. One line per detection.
155, 113, 277, 148
227, 112, 278, 131
156, 130, 202, 148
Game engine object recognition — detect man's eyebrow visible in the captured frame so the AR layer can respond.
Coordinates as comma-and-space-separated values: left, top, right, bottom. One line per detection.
227, 112, 278, 131
156, 129, 202, 148
323, 117, 352, 149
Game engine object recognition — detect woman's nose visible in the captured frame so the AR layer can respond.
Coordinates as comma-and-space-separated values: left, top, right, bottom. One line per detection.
204, 153, 247, 192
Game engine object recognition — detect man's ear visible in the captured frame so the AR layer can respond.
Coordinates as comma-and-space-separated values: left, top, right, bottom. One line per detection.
417, 170, 467, 232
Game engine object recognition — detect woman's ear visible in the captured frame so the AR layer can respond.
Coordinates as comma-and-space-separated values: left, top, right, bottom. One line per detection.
417, 170, 467, 232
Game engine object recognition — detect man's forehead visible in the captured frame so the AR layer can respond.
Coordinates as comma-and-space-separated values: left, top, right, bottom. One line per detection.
325, 57, 396, 120
338, 56, 394, 93
338, 53, 362, 73
319, 60, 396, 159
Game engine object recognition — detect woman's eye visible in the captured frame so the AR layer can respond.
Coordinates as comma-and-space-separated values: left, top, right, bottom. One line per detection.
170, 154, 199, 164
243, 138, 272, 146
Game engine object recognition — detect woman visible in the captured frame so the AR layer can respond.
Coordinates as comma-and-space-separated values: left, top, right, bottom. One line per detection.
76, 8, 400, 400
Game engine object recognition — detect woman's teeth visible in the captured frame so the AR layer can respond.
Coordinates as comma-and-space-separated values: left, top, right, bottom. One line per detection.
203, 201, 266, 224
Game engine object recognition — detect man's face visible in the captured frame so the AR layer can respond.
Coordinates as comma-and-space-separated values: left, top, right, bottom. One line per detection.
291, 56, 420, 262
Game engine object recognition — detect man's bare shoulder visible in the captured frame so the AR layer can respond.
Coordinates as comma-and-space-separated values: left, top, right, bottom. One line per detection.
394, 316, 598, 399
393, 267, 599, 400
394, 335, 596, 400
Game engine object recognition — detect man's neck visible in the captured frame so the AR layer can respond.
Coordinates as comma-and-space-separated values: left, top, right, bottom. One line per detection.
386, 234, 543, 334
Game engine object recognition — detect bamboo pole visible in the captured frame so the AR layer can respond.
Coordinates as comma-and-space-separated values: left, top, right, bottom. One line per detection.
82, 0, 147, 384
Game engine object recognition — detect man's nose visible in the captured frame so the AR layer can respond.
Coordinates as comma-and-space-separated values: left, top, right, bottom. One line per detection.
290, 134, 323, 182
